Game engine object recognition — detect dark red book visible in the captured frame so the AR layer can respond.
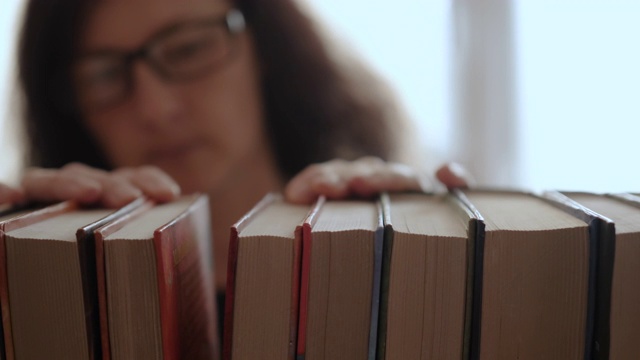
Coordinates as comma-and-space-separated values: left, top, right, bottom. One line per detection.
95, 194, 218, 360
295, 196, 324, 360
223, 194, 310, 360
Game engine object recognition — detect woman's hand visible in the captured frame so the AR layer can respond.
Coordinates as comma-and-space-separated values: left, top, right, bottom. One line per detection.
285, 157, 472, 204
5, 163, 180, 208
3, 159, 471, 207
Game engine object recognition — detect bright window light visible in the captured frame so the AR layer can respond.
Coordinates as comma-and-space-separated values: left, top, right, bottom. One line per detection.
516, 0, 640, 192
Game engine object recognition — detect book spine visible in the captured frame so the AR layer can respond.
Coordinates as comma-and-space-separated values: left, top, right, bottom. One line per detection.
223, 194, 279, 360
222, 225, 239, 360
543, 191, 616, 360
367, 202, 384, 360
375, 193, 393, 360
74, 229, 101, 360
289, 226, 303, 360
94, 231, 111, 360
447, 193, 482, 360
155, 197, 218, 360
0, 230, 13, 360
452, 189, 486, 360
296, 197, 324, 359
296, 223, 312, 359
154, 229, 180, 360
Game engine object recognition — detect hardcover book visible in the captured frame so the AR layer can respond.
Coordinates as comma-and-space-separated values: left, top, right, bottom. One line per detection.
95, 194, 218, 360
0, 206, 38, 360
0, 199, 144, 360
455, 189, 592, 360
559, 192, 640, 360
543, 190, 616, 360
377, 192, 478, 360
223, 193, 311, 360
297, 198, 383, 360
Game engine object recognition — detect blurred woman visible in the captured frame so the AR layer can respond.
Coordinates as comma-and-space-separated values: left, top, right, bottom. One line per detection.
1, 0, 467, 292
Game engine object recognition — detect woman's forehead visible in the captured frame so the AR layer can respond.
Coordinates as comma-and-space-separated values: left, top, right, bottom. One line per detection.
81, 0, 232, 50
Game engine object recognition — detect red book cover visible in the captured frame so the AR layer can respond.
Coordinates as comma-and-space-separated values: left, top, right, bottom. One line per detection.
221, 220, 240, 360
223, 193, 311, 360
222, 194, 278, 360
95, 195, 217, 360
296, 196, 325, 360
154, 195, 218, 360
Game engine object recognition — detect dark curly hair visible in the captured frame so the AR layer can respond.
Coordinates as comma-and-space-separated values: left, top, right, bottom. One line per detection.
18, 0, 403, 179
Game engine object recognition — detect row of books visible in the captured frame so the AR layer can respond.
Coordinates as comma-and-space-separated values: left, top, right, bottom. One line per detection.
224, 189, 640, 360
0, 194, 219, 360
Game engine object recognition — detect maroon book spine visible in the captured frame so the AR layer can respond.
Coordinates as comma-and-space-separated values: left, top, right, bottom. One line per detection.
296, 196, 325, 359
154, 196, 218, 360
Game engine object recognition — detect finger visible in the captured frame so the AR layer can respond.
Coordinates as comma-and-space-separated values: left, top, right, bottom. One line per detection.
61, 162, 110, 178
435, 163, 472, 189
60, 163, 145, 207
307, 171, 350, 200
285, 161, 350, 204
64, 163, 179, 204
286, 158, 424, 203
114, 166, 180, 202
347, 162, 423, 197
61, 163, 138, 206
0, 183, 25, 205
21, 167, 103, 204
98, 175, 144, 208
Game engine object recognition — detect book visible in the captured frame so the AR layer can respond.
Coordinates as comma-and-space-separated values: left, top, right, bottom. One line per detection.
223, 193, 310, 360
557, 192, 640, 360
0, 206, 37, 360
0, 199, 144, 360
94, 194, 218, 360
455, 189, 592, 360
542, 191, 616, 360
297, 198, 383, 360
376, 192, 477, 360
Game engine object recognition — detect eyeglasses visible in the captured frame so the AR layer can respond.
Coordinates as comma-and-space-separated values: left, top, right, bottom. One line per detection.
74, 9, 246, 111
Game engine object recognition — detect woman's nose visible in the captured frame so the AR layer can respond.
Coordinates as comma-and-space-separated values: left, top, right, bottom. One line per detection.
128, 62, 183, 131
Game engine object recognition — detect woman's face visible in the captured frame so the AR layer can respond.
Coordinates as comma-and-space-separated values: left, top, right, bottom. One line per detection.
76, 0, 276, 194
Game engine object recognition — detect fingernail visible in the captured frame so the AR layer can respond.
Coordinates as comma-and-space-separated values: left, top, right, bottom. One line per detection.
448, 163, 466, 179
169, 183, 181, 196
449, 162, 475, 187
